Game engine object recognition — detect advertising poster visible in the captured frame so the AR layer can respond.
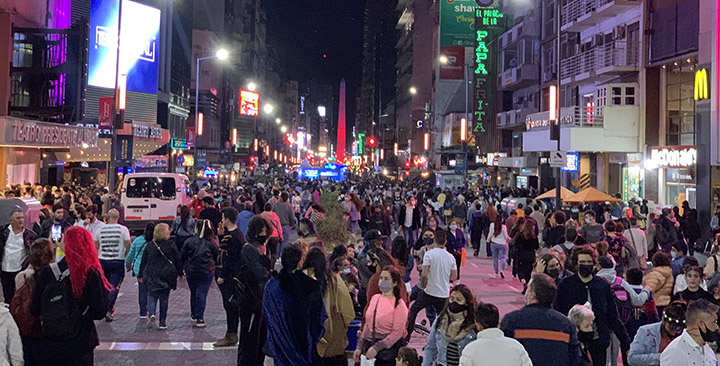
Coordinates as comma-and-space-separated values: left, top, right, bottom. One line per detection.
440, 0, 478, 47
239, 90, 260, 117
98, 97, 114, 129
88, 0, 161, 94
439, 47, 465, 80
116, 134, 133, 166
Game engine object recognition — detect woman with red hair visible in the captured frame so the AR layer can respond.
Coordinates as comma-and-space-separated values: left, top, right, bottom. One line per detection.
30, 226, 111, 365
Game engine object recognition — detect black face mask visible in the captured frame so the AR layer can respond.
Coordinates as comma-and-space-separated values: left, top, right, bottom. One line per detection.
447, 301, 466, 314
700, 323, 720, 343
255, 235, 268, 244
546, 268, 560, 279
367, 264, 377, 273
577, 330, 595, 343
578, 264, 594, 278
423, 237, 434, 245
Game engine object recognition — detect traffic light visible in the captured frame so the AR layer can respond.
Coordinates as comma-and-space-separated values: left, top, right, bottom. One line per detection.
250, 156, 256, 164
405, 161, 411, 168
368, 137, 376, 146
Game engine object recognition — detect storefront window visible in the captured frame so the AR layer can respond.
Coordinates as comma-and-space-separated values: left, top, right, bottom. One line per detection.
665, 62, 696, 145
665, 168, 696, 208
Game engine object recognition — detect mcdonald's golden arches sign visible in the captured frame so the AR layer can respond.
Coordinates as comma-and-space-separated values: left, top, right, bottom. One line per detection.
695, 68, 709, 101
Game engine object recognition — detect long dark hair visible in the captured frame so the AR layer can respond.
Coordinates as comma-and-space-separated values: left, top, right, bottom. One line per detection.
493, 215, 503, 237
143, 222, 156, 242
368, 247, 397, 271
303, 247, 330, 294
180, 205, 191, 232
436, 284, 477, 333
381, 266, 403, 307
522, 220, 536, 240
195, 219, 214, 240
391, 236, 408, 267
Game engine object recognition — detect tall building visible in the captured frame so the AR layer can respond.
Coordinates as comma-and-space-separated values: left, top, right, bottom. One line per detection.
356, 0, 398, 148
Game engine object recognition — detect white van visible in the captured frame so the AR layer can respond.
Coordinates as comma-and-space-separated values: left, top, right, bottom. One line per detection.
121, 173, 192, 232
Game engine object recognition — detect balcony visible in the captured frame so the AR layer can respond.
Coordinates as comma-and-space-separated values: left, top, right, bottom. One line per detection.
497, 107, 537, 128
561, 40, 639, 84
523, 105, 639, 152
561, 0, 641, 32
497, 64, 540, 90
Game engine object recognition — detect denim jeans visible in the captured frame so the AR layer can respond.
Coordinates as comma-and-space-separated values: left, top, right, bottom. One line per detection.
279, 227, 291, 256
186, 271, 214, 320
490, 242, 508, 274
137, 278, 148, 316
403, 226, 418, 250
148, 289, 170, 324
100, 259, 125, 312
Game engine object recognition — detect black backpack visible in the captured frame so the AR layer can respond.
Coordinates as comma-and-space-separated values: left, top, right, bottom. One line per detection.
40, 263, 86, 339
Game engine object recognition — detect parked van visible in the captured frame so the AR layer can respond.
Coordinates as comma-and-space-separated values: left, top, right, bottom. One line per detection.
121, 173, 192, 232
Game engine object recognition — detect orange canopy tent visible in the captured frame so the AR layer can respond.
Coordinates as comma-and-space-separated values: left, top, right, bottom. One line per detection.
535, 187, 575, 200
564, 187, 620, 203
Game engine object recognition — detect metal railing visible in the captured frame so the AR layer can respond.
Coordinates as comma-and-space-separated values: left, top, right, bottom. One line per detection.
562, 0, 640, 26
561, 40, 639, 79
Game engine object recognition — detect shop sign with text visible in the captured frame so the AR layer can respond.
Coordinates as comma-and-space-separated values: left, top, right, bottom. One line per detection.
650, 146, 696, 168
4, 118, 98, 147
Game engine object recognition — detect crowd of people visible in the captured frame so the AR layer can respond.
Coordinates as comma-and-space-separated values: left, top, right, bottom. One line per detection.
0, 178, 717, 366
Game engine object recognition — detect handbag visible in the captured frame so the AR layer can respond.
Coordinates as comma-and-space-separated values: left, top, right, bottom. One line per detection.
153, 240, 178, 278
370, 297, 405, 362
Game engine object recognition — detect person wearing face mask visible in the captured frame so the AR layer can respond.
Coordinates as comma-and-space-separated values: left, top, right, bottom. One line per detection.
400, 197, 422, 250
423, 284, 478, 366
628, 300, 687, 366
445, 220, 466, 279
354, 267, 409, 366
235, 216, 272, 365
501, 273, 583, 366
553, 246, 631, 366
660, 298, 719, 365
579, 211, 605, 244
669, 241, 687, 278
535, 253, 572, 284
364, 248, 409, 311
568, 304, 595, 366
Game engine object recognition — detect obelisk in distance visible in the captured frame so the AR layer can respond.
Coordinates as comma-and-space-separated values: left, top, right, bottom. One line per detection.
336, 78, 347, 162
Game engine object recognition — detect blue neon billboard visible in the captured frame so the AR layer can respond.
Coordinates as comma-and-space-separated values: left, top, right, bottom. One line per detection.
298, 166, 347, 181
88, 0, 160, 94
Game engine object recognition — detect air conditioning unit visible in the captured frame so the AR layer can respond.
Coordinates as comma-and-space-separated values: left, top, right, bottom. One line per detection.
543, 71, 555, 81
614, 25, 627, 40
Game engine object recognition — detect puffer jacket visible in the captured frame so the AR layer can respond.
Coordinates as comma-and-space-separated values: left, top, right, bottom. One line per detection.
642, 266, 674, 307
0, 305, 23, 366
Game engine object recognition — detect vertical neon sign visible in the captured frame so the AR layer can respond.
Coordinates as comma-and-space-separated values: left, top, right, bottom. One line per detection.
473, 7, 504, 135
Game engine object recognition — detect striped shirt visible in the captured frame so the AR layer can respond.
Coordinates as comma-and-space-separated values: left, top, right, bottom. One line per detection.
94, 224, 130, 260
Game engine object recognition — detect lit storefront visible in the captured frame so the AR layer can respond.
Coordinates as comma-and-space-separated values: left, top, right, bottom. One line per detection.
0, 117, 99, 186
622, 153, 644, 201
646, 145, 697, 208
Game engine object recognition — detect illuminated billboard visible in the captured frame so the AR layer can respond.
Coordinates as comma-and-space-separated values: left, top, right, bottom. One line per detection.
88, 0, 161, 94
239, 90, 260, 117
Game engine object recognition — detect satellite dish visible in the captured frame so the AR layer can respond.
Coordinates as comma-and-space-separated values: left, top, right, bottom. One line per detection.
475, 0, 495, 6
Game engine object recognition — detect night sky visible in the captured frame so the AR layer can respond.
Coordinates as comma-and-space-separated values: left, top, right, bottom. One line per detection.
264, 0, 366, 129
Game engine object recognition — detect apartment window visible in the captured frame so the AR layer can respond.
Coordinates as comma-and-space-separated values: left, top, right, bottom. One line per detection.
543, 1, 556, 39
665, 63, 696, 146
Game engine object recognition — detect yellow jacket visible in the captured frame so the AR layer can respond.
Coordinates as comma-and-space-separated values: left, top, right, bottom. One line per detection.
316, 274, 356, 358
642, 266, 674, 307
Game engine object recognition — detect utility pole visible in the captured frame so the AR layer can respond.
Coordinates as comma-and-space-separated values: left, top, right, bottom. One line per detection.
554, 0, 562, 210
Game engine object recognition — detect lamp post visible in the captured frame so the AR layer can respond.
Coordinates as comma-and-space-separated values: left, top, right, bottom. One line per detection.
193, 48, 228, 175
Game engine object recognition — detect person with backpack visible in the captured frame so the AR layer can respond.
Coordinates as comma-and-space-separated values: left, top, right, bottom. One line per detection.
10, 238, 54, 365
653, 208, 679, 253
181, 219, 219, 328
604, 220, 637, 276
29, 226, 111, 365
124, 223, 155, 319
596, 256, 651, 366
138, 223, 181, 330
623, 217, 648, 270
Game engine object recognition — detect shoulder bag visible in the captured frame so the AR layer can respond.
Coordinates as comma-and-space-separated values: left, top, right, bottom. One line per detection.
370, 297, 406, 362
153, 241, 178, 278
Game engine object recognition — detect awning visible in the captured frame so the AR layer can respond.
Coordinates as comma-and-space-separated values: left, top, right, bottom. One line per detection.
535, 187, 575, 200
564, 187, 620, 203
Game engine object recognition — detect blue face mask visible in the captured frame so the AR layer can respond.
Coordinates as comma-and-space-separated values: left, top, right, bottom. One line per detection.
671, 251, 677, 259
343, 268, 351, 274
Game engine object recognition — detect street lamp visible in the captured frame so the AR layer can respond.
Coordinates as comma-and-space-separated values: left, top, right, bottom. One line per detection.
247, 82, 257, 91
194, 48, 229, 173
281, 125, 288, 133
439, 55, 449, 64
409, 86, 417, 95
263, 104, 274, 114
275, 118, 281, 124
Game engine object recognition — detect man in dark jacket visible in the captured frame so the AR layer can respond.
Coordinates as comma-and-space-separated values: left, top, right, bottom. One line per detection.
214, 207, 245, 347
0, 209, 37, 302
263, 242, 326, 366
398, 197, 421, 249
654, 208, 679, 253
554, 246, 630, 366
237, 216, 272, 366
468, 203, 485, 257
199, 196, 222, 230
501, 273, 584, 366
